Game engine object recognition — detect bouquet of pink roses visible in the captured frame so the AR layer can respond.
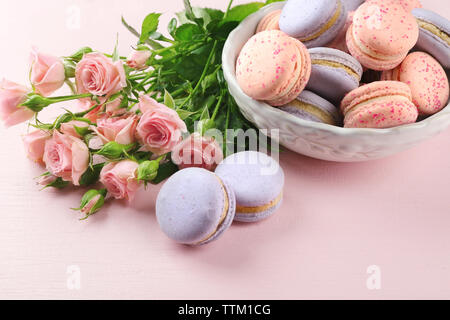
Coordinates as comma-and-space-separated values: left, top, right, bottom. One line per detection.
0, 0, 279, 219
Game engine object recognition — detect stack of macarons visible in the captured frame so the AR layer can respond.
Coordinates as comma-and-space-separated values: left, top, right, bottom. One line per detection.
156, 151, 285, 245
236, 0, 450, 129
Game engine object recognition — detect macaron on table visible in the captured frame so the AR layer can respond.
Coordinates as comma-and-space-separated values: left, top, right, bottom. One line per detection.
223, 0, 450, 162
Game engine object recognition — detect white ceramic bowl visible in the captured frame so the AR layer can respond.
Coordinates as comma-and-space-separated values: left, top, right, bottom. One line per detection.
222, 2, 450, 162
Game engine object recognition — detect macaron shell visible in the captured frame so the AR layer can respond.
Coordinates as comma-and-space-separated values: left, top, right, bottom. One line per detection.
350, 1, 418, 61
381, 52, 449, 115
367, 0, 422, 12
279, 0, 347, 48
341, 80, 413, 114
156, 168, 234, 245
344, 95, 418, 128
413, 8, 450, 69
328, 11, 355, 53
346, 24, 408, 70
256, 10, 281, 33
268, 40, 312, 106
236, 30, 302, 102
307, 47, 363, 102
215, 151, 285, 223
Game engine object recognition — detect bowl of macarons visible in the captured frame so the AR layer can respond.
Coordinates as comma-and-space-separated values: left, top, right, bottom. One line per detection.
222, 0, 450, 162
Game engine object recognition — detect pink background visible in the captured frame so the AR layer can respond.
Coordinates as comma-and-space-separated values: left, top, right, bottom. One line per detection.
1, 0, 450, 300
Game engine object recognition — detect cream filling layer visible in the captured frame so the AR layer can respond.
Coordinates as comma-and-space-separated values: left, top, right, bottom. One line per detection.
312, 59, 360, 81
237, 192, 283, 214
301, 1, 342, 42
352, 27, 406, 61
287, 99, 336, 125
417, 19, 450, 46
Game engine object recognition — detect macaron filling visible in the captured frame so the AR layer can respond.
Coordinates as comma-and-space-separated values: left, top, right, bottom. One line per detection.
301, 0, 343, 42
237, 192, 283, 214
194, 177, 230, 245
286, 99, 337, 125
311, 59, 360, 81
417, 19, 450, 45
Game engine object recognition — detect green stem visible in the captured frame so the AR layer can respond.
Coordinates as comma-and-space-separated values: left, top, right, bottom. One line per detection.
48, 93, 92, 103
211, 92, 225, 122
224, 0, 234, 19
65, 80, 77, 95
177, 40, 218, 110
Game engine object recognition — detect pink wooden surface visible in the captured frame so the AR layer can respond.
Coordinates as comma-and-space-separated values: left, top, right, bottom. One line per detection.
0, 0, 449, 300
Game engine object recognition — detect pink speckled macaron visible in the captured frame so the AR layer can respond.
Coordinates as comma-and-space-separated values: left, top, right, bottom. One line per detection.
236, 30, 311, 107
381, 52, 449, 116
346, 1, 419, 70
341, 81, 419, 128
256, 10, 281, 33
366, 0, 422, 12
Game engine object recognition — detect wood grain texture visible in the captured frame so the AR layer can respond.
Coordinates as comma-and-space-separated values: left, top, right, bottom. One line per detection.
0, 0, 450, 300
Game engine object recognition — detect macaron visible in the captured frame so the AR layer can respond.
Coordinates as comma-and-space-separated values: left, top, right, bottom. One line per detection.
307, 47, 363, 103
346, 1, 419, 70
343, 0, 365, 11
279, 0, 348, 48
381, 52, 449, 115
279, 90, 341, 126
256, 10, 281, 33
341, 81, 419, 128
236, 30, 311, 106
156, 168, 236, 246
412, 8, 450, 69
215, 151, 284, 223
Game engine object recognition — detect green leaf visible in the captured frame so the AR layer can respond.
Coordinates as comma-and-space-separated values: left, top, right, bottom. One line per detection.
168, 18, 177, 36
174, 23, 202, 41
176, 109, 197, 120
79, 163, 105, 187
265, 0, 285, 4
223, 3, 264, 22
183, 0, 196, 21
164, 90, 176, 109
139, 13, 162, 44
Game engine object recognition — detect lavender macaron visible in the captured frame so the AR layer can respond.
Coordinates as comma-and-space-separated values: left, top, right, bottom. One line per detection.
342, 0, 364, 11
215, 151, 284, 223
279, 0, 347, 48
156, 168, 236, 246
413, 8, 450, 69
307, 47, 363, 103
279, 90, 341, 126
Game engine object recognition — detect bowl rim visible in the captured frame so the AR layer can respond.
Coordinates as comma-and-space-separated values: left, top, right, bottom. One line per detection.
222, 1, 450, 138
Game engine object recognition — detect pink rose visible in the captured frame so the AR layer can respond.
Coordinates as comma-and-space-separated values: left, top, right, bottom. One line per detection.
0, 79, 34, 127
60, 120, 90, 138
77, 97, 124, 123
127, 50, 151, 70
22, 130, 51, 162
136, 95, 187, 155
94, 114, 138, 145
30, 48, 65, 96
99, 160, 141, 201
172, 133, 223, 171
75, 52, 126, 97
43, 131, 90, 186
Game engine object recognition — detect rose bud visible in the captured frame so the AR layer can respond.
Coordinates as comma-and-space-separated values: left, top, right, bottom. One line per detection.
75, 189, 107, 220
22, 130, 51, 162
127, 50, 151, 70
37, 174, 69, 189
137, 160, 160, 183
95, 141, 136, 160
94, 114, 138, 145
60, 120, 90, 138
30, 47, 66, 97
172, 133, 223, 171
0, 79, 34, 127
99, 160, 141, 201
43, 131, 90, 186
75, 52, 126, 97
136, 95, 187, 155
